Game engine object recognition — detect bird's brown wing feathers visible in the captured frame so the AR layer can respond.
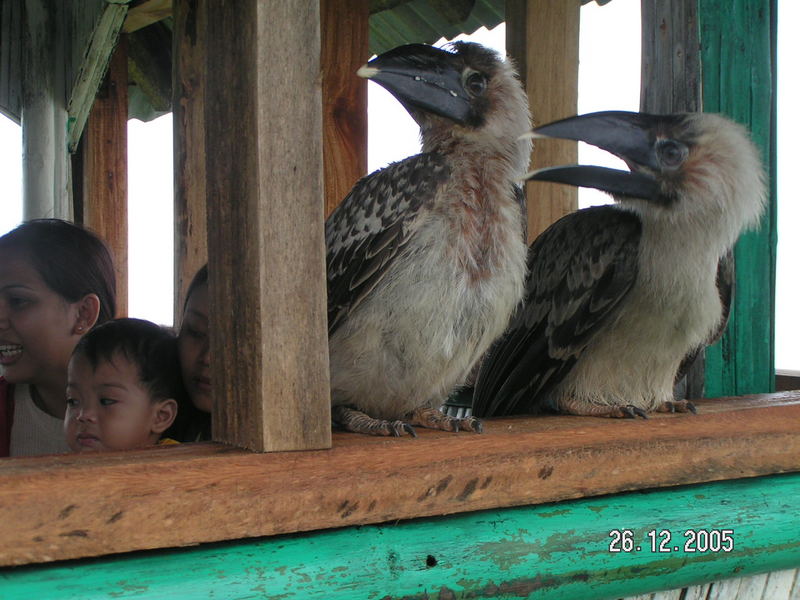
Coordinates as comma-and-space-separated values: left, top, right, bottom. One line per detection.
472, 205, 641, 417
326, 153, 449, 335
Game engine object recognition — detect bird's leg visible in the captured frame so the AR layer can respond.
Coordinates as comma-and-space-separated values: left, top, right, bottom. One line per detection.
332, 405, 416, 437
406, 407, 483, 433
557, 398, 649, 419
656, 399, 697, 414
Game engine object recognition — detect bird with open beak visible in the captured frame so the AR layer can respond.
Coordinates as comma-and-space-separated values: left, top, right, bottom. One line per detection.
472, 111, 766, 419
326, 42, 531, 436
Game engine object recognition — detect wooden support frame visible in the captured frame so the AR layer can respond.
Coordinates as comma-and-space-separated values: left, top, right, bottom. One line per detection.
204, 0, 331, 452
3, 472, 800, 599
0, 393, 798, 566
79, 38, 129, 318
506, 0, 580, 242
172, 0, 207, 321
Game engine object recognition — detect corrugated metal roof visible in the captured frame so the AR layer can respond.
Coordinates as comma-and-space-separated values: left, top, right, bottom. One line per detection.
369, 0, 505, 56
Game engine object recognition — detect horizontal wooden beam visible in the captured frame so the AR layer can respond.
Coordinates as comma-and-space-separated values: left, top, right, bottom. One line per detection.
0, 392, 798, 566
3, 472, 800, 599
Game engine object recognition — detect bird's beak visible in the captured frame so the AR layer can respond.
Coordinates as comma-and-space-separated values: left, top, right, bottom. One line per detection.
358, 44, 471, 125
524, 111, 667, 200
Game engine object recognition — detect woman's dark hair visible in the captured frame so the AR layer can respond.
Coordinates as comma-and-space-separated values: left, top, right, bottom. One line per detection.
182, 263, 208, 314
72, 318, 183, 403
0, 219, 117, 325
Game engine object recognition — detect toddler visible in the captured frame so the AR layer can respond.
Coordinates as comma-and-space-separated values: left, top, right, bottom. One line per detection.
64, 318, 182, 452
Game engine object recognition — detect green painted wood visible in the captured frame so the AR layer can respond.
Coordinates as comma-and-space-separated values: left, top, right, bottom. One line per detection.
2, 473, 799, 599
699, 0, 777, 397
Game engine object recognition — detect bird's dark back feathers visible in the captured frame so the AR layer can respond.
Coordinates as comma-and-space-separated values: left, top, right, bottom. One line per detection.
326, 153, 449, 335
472, 205, 642, 417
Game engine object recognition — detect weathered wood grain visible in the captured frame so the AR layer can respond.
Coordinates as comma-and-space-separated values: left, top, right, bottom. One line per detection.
204, 0, 331, 452
699, 0, 776, 398
2, 471, 799, 599
506, 0, 580, 243
0, 393, 798, 566
172, 0, 207, 322
80, 40, 129, 317
321, 0, 368, 218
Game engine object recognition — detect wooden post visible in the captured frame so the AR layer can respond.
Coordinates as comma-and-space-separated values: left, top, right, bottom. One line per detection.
640, 0, 703, 399
205, 0, 331, 452
699, 0, 777, 397
80, 38, 129, 318
320, 0, 369, 218
173, 0, 207, 322
506, 0, 580, 242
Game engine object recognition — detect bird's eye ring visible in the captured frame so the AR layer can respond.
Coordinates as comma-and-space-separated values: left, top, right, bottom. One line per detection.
464, 71, 487, 97
656, 139, 688, 169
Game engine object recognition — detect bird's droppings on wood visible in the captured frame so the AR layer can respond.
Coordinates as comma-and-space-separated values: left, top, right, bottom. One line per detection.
538, 465, 554, 480
426, 554, 438, 567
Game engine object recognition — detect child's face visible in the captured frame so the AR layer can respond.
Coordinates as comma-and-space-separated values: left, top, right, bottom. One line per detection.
0, 254, 80, 386
64, 352, 176, 452
178, 283, 211, 412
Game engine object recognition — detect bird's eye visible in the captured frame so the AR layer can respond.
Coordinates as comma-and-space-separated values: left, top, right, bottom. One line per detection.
656, 139, 688, 169
464, 71, 487, 97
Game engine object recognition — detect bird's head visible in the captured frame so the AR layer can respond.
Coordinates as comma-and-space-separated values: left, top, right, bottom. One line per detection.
359, 42, 531, 172
525, 111, 766, 237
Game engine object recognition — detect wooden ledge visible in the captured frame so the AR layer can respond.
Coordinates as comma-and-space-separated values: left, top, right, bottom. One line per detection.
1, 392, 799, 566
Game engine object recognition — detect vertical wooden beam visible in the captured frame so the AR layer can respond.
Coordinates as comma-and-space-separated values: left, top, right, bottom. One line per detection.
506, 0, 580, 242
205, 0, 331, 452
81, 38, 128, 318
173, 0, 207, 321
640, 0, 704, 399
320, 0, 368, 218
699, 0, 777, 397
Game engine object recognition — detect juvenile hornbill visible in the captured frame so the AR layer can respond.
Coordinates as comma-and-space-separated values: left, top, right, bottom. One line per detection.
326, 42, 531, 436
472, 111, 766, 419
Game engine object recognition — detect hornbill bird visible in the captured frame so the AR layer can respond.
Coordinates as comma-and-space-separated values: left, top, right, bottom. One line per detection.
326, 42, 531, 436
472, 111, 766, 419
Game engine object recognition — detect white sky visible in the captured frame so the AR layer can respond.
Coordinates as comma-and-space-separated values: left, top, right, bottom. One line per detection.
1, 1, 797, 370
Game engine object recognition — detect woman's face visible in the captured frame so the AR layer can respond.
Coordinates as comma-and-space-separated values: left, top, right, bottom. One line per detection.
178, 282, 211, 412
0, 254, 81, 388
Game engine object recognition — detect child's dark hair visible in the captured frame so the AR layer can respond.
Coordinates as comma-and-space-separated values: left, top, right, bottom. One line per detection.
72, 318, 183, 403
0, 219, 117, 325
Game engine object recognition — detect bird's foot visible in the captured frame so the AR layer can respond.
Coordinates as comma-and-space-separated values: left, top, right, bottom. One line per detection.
656, 399, 697, 414
557, 398, 649, 419
609, 405, 650, 419
407, 407, 483, 433
332, 405, 416, 437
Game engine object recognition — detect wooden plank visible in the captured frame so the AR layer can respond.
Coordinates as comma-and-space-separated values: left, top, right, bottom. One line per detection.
2, 471, 799, 599
0, 392, 798, 566
80, 39, 128, 318
122, 0, 172, 34
172, 0, 207, 322
506, 0, 580, 242
204, 0, 331, 452
320, 0, 368, 218
699, 0, 777, 398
